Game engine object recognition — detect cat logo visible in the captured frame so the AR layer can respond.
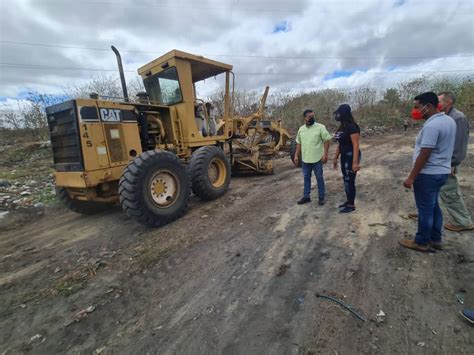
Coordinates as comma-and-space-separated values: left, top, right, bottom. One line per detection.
100, 108, 121, 122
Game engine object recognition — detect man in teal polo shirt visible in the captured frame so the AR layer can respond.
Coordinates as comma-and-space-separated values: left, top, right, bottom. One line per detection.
294, 109, 332, 205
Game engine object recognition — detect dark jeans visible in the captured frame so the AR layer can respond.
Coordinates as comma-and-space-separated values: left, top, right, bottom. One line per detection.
340, 151, 361, 205
302, 161, 325, 200
413, 173, 449, 245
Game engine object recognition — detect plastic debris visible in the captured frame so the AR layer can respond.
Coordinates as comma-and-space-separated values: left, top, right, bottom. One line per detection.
376, 310, 386, 323
73, 305, 96, 321
455, 292, 465, 305
29, 334, 44, 343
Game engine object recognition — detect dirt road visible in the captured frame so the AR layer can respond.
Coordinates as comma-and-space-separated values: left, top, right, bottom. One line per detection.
1, 132, 473, 354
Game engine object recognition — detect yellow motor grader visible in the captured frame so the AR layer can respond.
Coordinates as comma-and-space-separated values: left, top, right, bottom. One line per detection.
46, 47, 291, 227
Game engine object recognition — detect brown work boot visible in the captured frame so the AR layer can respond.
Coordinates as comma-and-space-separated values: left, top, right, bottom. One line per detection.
407, 213, 418, 221
398, 239, 435, 253
444, 223, 474, 232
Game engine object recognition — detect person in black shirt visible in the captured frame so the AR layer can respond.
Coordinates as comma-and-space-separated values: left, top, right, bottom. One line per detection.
332, 104, 361, 213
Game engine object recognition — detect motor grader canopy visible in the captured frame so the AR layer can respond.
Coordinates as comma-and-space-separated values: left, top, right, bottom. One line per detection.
138, 50, 233, 83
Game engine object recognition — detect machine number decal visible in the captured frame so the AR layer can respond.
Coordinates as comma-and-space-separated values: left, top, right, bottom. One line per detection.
82, 124, 93, 147
100, 108, 121, 122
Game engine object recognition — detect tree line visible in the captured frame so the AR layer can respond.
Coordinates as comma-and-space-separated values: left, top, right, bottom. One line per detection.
1, 74, 472, 141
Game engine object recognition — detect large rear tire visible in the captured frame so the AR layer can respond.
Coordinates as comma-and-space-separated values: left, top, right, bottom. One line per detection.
57, 187, 112, 215
119, 150, 190, 227
289, 139, 302, 167
188, 146, 231, 200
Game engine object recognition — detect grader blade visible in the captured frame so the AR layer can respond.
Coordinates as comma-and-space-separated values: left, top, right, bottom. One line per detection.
230, 87, 292, 175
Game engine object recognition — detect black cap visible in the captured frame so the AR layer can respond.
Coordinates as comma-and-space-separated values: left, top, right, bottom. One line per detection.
334, 104, 351, 115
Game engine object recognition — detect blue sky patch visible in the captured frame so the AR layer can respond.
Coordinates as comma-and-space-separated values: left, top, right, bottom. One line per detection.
273, 20, 291, 33
324, 70, 354, 80
393, 0, 406, 7
0, 92, 69, 103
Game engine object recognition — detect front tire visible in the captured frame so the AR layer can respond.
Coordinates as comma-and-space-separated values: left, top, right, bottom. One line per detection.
119, 150, 190, 227
289, 139, 302, 167
188, 146, 231, 200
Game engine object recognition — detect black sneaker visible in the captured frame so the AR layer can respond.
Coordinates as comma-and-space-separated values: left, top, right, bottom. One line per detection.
340, 206, 356, 214
297, 197, 311, 205
318, 199, 325, 206
338, 201, 349, 208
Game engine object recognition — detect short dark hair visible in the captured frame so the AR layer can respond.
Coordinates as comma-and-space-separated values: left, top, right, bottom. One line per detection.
414, 92, 439, 107
303, 109, 313, 117
438, 91, 456, 104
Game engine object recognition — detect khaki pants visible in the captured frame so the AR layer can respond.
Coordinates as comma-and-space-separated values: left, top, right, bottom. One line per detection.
440, 166, 473, 227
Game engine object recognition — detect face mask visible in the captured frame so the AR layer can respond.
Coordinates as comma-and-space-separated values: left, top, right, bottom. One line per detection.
306, 117, 315, 125
411, 108, 423, 120
334, 113, 341, 122
411, 104, 428, 120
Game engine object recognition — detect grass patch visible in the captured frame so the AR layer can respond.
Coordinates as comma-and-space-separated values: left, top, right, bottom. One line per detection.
49, 267, 94, 297
36, 187, 57, 205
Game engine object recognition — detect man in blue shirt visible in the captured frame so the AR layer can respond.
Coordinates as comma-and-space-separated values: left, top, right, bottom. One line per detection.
400, 92, 456, 252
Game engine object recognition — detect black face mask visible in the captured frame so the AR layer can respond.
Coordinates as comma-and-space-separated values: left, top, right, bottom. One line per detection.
306, 117, 315, 125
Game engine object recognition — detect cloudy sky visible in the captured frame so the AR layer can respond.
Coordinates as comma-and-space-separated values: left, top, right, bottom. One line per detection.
0, 0, 473, 106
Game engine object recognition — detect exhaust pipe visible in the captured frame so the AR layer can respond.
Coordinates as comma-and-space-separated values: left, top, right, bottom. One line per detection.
111, 45, 129, 102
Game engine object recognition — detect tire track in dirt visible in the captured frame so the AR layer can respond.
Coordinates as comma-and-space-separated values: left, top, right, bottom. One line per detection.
1, 133, 473, 354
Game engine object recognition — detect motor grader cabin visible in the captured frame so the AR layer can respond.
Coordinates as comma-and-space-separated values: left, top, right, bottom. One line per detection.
46, 47, 290, 227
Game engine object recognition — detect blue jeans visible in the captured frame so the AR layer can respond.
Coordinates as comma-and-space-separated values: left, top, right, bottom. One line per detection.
413, 174, 449, 245
302, 161, 325, 200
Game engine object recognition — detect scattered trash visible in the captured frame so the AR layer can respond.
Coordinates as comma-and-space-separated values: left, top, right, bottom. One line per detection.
95, 346, 106, 354
73, 305, 96, 321
417, 342, 425, 347
316, 293, 367, 322
276, 263, 291, 277
0, 180, 12, 188
297, 296, 305, 305
54, 267, 62, 274
19, 304, 26, 309
201, 214, 208, 219
431, 329, 438, 335
100, 251, 117, 259
29, 334, 44, 343
376, 310, 386, 323
456, 292, 465, 305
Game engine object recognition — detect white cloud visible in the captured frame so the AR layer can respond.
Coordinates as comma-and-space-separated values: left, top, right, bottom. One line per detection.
0, 0, 473, 102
